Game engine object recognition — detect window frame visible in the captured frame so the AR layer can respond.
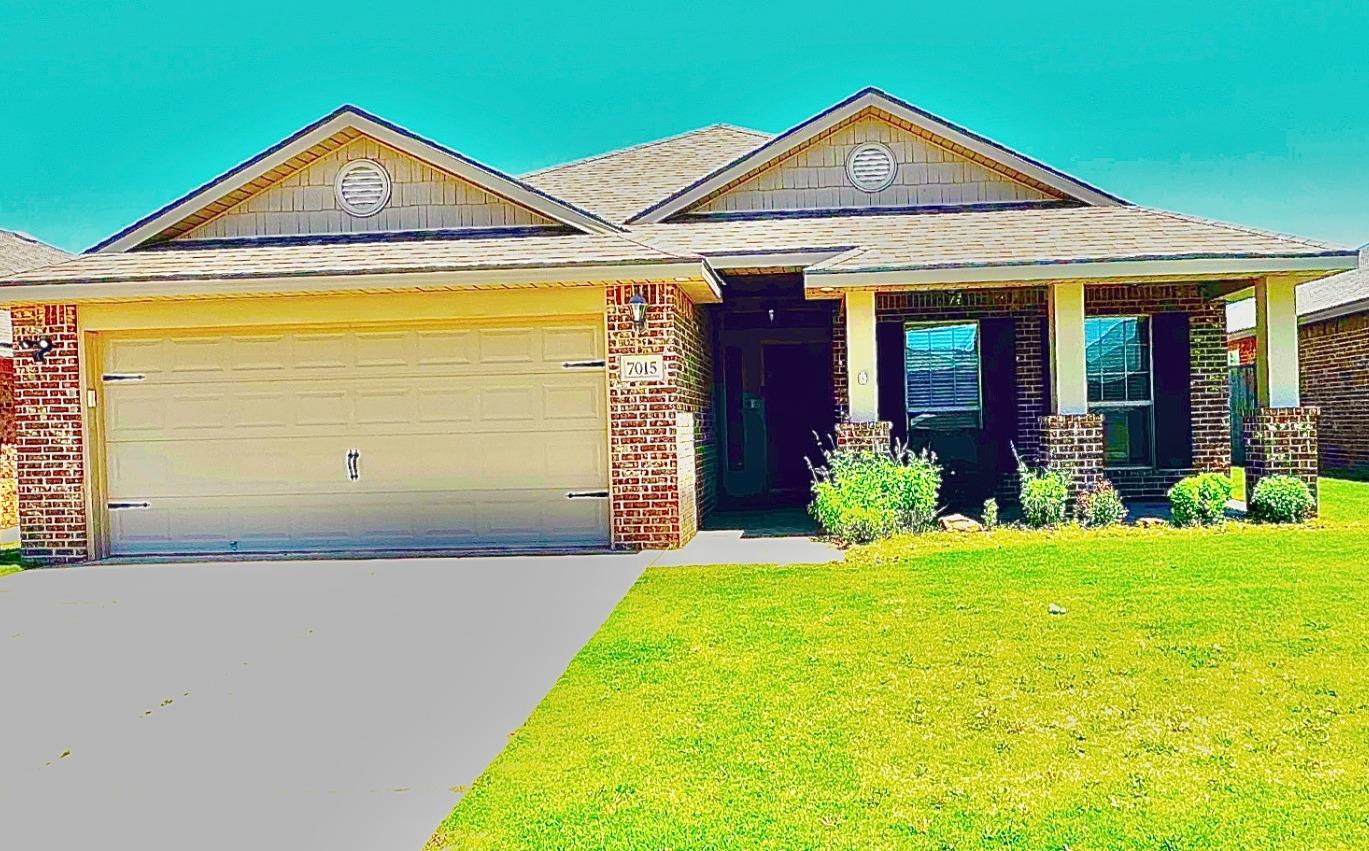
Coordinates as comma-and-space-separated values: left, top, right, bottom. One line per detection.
1084, 314, 1156, 469
902, 319, 984, 431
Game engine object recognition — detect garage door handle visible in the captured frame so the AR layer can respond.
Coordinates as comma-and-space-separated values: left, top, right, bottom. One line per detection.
108, 500, 150, 510
346, 449, 360, 481
565, 490, 609, 499
561, 360, 606, 370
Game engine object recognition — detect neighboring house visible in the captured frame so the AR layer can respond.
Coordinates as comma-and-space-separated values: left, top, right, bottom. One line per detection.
0, 88, 1357, 563
0, 230, 72, 531
1228, 244, 1369, 474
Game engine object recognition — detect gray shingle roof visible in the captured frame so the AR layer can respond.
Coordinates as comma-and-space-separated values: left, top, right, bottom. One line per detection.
1227, 245, 1369, 334
0, 229, 70, 350
522, 125, 771, 224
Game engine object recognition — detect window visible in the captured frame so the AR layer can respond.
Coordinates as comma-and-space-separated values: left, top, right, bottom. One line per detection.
904, 321, 981, 431
1085, 316, 1153, 466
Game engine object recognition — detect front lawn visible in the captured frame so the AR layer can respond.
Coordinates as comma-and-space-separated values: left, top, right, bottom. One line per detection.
430, 478, 1369, 849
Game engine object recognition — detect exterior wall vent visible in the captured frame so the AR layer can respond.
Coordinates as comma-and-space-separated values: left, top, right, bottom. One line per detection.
335, 159, 392, 217
845, 142, 898, 192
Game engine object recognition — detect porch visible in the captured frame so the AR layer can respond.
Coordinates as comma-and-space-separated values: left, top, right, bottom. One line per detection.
703, 273, 1317, 514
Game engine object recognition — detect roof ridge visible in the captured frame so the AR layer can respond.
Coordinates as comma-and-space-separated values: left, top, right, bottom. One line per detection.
522, 124, 770, 178
1137, 207, 1346, 252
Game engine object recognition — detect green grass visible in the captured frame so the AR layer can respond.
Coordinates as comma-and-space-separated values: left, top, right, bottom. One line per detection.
0, 543, 22, 577
436, 480, 1369, 848
429, 479, 1369, 849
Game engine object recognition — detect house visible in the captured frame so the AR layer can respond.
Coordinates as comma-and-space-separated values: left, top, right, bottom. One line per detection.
0, 229, 72, 532
0, 88, 1357, 563
1228, 244, 1369, 475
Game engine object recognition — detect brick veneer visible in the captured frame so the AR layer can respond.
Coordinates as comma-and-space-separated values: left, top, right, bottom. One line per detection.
1244, 406, 1320, 514
835, 420, 892, 452
0, 357, 15, 529
11, 304, 87, 563
832, 283, 1230, 501
606, 283, 713, 549
1295, 313, 1369, 474
1038, 413, 1104, 496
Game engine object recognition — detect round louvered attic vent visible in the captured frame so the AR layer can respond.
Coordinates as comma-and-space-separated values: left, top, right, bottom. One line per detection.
845, 142, 898, 192
335, 159, 392, 217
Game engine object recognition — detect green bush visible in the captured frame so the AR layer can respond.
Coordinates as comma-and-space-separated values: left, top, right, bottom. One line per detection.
1020, 469, 1070, 528
981, 498, 999, 530
809, 442, 942, 544
1168, 473, 1233, 527
1076, 480, 1127, 528
1249, 474, 1314, 524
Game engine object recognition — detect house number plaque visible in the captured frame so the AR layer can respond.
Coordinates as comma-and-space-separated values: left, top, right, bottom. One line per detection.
619, 353, 664, 383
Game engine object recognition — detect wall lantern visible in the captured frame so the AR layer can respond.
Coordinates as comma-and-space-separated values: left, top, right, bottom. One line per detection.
19, 337, 54, 363
628, 292, 648, 333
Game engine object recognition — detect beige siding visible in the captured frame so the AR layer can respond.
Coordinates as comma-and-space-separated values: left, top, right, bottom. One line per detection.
696, 114, 1054, 214
180, 137, 555, 240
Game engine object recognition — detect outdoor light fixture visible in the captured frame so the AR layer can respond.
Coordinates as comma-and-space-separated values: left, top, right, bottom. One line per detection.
628, 292, 648, 332
19, 337, 54, 363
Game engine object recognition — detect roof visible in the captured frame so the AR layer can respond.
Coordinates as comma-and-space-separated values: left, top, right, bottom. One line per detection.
1227, 245, 1369, 334
0, 229, 69, 276
522, 124, 771, 223
89, 104, 624, 253
0, 229, 70, 351
2, 230, 687, 285
630, 87, 1127, 223
631, 206, 1347, 272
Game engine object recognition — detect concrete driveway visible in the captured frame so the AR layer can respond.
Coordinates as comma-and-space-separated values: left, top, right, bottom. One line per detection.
0, 553, 649, 851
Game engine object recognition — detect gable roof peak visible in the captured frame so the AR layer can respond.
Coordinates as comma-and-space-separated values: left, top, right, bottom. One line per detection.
627, 86, 1128, 223
90, 103, 622, 253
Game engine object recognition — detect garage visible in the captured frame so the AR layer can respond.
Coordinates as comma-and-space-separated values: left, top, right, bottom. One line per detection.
97, 317, 610, 555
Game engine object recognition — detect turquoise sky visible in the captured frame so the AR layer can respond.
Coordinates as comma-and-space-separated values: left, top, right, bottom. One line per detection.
3, 0, 1366, 253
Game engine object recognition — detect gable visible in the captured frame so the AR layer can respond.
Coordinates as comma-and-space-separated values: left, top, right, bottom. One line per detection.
176, 134, 556, 241
630, 87, 1124, 223
92, 105, 619, 253
692, 109, 1062, 215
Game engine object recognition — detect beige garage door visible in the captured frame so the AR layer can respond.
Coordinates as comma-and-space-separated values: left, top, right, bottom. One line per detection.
100, 319, 609, 555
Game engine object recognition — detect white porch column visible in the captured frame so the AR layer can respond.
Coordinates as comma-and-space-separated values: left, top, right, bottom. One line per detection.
1253, 274, 1301, 408
1047, 280, 1088, 414
844, 290, 879, 422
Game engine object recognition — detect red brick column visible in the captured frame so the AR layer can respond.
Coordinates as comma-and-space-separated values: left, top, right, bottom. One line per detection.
606, 283, 711, 550
1038, 413, 1104, 497
834, 420, 892, 453
0, 356, 16, 530
12, 305, 87, 563
1244, 406, 1319, 515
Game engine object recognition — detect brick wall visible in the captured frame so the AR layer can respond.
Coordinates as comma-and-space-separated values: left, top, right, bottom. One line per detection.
1297, 312, 1369, 474
1039, 413, 1104, 496
11, 304, 87, 563
1230, 335, 1256, 366
1245, 406, 1320, 514
835, 420, 892, 452
606, 283, 713, 549
0, 357, 15, 529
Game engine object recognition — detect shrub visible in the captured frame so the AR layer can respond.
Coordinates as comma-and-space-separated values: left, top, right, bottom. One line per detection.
808, 441, 942, 544
1076, 480, 1127, 528
1248, 474, 1314, 524
981, 498, 999, 530
1168, 473, 1233, 527
1020, 469, 1070, 528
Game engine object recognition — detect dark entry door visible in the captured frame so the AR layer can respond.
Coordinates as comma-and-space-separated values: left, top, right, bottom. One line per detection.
764, 342, 833, 497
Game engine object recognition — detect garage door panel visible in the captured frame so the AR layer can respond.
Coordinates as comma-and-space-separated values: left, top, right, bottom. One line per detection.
108, 490, 608, 555
102, 319, 610, 555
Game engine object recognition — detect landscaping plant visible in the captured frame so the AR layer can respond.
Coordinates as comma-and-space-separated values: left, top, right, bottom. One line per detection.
981, 497, 999, 530
1248, 473, 1314, 523
1076, 479, 1127, 527
1012, 446, 1069, 528
808, 440, 942, 544
1168, 472, 1233, 527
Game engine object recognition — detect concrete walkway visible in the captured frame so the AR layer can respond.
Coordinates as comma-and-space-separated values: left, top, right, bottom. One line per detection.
650, 508, 843, 566
0, 553, 649, 851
